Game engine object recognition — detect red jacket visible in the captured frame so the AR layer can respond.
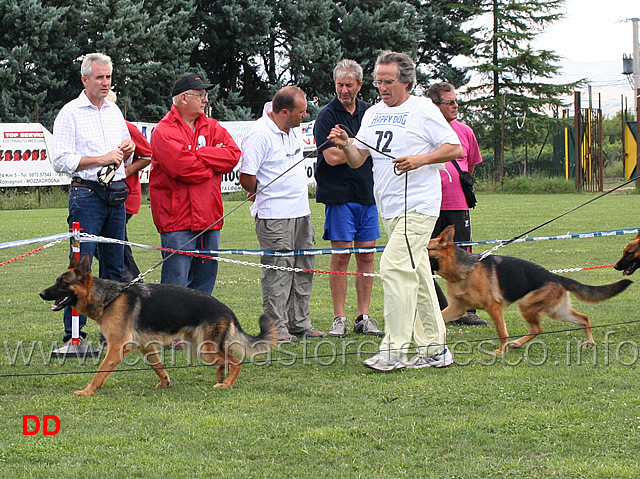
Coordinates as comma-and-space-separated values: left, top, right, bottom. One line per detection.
149, 106, 240, 233
124, 121, 152, 215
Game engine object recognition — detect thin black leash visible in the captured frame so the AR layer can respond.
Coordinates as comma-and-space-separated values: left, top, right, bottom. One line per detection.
479, 175, 640, 259
4, 317, 640, 379
123, 137, 331, 289
337, 124, 416, 269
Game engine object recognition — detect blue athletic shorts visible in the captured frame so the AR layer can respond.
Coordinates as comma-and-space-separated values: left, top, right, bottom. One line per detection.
323, 202, 381, 242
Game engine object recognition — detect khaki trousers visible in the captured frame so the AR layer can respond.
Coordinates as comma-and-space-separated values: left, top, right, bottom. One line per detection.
378, 211, 446, 358
255, 216, 315, 335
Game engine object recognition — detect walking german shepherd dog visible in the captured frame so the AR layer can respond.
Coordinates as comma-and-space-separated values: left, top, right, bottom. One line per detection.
428, 225, 632, 354
40, 253, 276, 396
614, 232, 640, 276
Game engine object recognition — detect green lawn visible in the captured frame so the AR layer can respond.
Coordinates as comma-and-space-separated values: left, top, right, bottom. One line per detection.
1, 192, 639, 478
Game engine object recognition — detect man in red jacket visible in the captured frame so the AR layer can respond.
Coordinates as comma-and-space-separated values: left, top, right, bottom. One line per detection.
150, 73, 240, 295
106, 89, 152, 283
122, 120, 151, 282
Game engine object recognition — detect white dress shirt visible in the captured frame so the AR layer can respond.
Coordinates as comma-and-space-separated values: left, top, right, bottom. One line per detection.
51, 91, 131, 181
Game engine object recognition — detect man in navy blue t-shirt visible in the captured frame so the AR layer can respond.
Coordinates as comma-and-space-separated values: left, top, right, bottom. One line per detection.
313, 59, 383, 338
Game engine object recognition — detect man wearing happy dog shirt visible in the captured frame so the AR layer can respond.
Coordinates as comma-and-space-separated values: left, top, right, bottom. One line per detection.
150, 73, 240, 296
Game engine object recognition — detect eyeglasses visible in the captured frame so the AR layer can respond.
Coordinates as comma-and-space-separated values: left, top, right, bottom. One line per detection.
184, 92, 208, 100
434, 100, 458, 106
281, 132, 301, 157
372, 79, 398, 87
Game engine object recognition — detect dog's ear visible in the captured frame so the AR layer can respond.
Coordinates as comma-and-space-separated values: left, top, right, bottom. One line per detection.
440, 225, 456, 246
69, 252, 79, 269
77, 253, 92, 275
626, 234, 640, 253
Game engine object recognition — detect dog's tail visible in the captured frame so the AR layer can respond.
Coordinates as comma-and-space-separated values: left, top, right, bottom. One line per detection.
227, 314, 278, 359
564, 278, 633, 303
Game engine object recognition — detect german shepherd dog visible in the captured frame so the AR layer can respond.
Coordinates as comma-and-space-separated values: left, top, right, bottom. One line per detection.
614, 232, 640, 276
428, 225, 632, 354
40, 253, 276, 396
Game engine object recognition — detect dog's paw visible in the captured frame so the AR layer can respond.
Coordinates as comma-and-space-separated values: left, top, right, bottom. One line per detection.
213, 383, 232, 388
73, 389, 94, 397
582, 341, 596, 349
507, 341, 523, 349
155, 379, 170, 388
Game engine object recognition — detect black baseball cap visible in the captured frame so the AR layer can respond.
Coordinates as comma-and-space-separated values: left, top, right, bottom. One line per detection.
171, 73, 214, 96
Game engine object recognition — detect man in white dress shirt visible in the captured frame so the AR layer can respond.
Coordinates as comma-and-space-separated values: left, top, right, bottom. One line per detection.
51, 52, 134, 345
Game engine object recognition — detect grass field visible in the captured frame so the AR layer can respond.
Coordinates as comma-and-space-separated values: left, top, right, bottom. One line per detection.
1, 192, 640, 478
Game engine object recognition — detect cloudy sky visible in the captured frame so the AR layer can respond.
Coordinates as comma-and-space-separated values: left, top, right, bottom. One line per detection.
534, 0, 638, 115
457, 0, 638, 116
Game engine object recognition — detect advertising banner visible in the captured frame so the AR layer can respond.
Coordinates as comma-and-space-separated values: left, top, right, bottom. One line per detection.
0, 124, 69, 187
0, 120, 318, 192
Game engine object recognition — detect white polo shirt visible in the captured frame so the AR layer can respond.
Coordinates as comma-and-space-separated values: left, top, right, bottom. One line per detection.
355, 95, 460, 219
240, 102, 310, 219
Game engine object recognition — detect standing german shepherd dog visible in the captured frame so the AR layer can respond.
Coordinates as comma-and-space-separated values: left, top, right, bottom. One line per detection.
614, 232, 640, 276
40, 253, 276, 396
428, 225, 632, 354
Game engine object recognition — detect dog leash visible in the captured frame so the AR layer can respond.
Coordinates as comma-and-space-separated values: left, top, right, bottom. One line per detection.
337, 124, 416, 269
479, 175, 640, 260
121, 137, 332, 291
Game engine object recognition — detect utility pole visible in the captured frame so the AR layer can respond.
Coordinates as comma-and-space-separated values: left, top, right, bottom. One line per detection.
632, 18, 640, 91
634, 19, 640, 188
627, 18, 640, 188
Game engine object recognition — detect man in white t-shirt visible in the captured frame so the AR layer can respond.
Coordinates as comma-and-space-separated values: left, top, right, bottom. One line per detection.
328, 51, 462, 371
240, 86, 326, 343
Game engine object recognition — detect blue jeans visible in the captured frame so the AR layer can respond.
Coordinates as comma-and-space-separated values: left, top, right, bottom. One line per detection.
63, 185, 126, 343
160, 229, 220, 295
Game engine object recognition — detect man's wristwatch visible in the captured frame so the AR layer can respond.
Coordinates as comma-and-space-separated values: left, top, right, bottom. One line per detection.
338, 138, 352, 151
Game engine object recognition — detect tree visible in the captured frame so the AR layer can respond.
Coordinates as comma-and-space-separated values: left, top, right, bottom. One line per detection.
57, 0, 197, 122
190, 0, 274, 118
409, 0, 481, 87
0, 0, 69, 127
463, 0, 582, 181
1, 0, 197, 129
192, 0, 479, 119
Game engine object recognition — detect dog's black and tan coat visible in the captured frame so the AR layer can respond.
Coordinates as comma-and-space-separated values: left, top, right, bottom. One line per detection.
40, 253, 276, 396
428, 225, 632, 354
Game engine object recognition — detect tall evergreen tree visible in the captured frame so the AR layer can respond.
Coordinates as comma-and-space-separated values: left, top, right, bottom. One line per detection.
192, 0, 478, 118
1, 0, 197, 128
331, 0, 421, 104
280, 0, 341, 102
121, 0, 198, 121
463, 0, 582, 180
410, 0, 480, 87
0, 0, 68, 128
191, 0, 274, 118
57, 0, 197, 122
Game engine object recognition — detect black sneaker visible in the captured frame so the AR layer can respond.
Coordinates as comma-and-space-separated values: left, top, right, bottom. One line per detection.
353, 314, 384, 337
451, 312, 487, 326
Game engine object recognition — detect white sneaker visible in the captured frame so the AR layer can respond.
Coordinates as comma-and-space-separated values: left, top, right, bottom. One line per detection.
362, 352, 407, 371
406, 348, 453, 369
328, 317, 347, 337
